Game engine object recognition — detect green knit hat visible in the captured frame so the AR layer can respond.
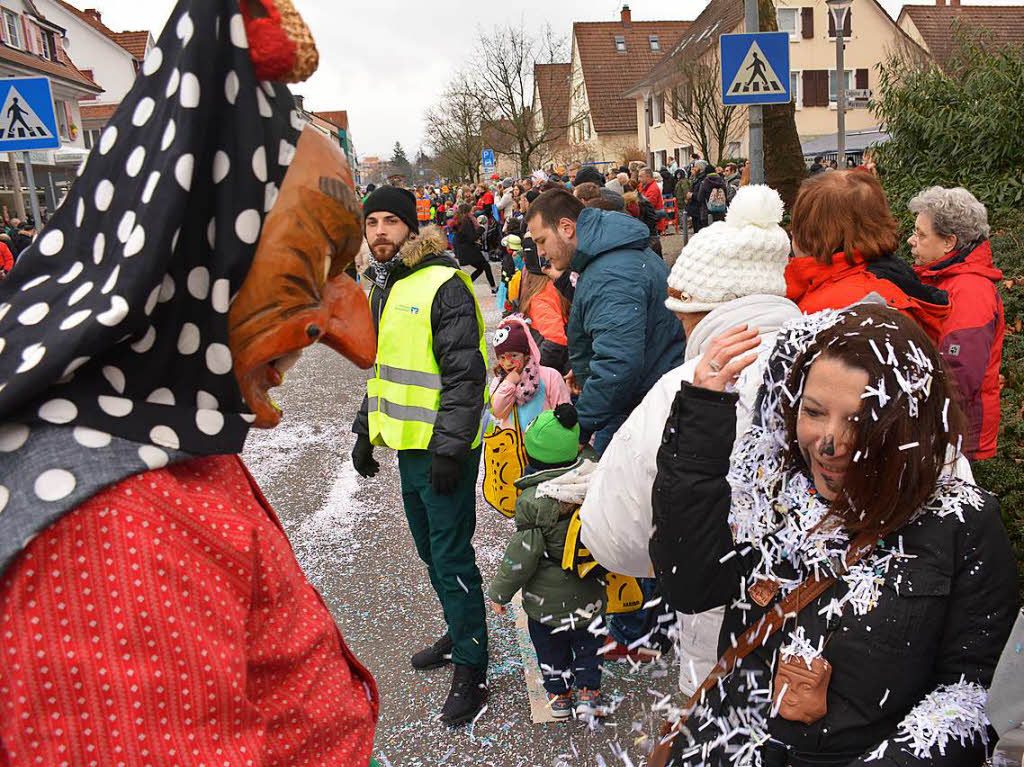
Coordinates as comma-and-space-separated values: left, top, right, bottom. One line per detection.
525, 404, 580, 467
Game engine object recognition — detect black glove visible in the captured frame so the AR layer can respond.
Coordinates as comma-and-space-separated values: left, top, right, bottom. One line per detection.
351, 434, 379, 478
579, 428, 593, 448
430, 453, 461, 495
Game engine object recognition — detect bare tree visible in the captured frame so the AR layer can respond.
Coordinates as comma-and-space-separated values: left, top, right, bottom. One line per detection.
468, 22, 582, 176
424, 75, 484, 182
666, 47, 743, 164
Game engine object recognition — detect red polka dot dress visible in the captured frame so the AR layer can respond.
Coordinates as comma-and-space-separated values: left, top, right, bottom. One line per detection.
0, 455, 378, 766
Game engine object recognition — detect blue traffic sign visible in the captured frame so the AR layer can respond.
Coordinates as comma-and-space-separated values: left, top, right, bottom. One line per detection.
481, 148, 495, 173
720, 32, 791, 106
0, 77, 60, 152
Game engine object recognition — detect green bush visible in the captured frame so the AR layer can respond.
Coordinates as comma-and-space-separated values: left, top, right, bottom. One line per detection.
872, 31, 1024, 597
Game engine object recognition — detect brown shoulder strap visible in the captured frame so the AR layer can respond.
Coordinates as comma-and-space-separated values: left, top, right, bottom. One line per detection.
648, 534, 876, 767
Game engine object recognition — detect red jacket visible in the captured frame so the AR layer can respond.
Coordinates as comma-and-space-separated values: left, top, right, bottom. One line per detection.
640, 180, 667, 232
0, 455, 378, 765
915, 240, 1004, 460
0, 242, 12, 274
473, 190, 494, 212
785, 252, 950, 343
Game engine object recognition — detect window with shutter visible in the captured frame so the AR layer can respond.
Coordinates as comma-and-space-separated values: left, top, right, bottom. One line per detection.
802, 71, 817, 107
3, 10, 20, 48
777, 8, 799, 38
801, 7, 814, 38
856, 68, 869, 90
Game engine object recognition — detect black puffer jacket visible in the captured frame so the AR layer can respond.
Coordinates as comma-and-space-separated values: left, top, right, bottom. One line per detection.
650, 383, 1018, 767
352, 227, 486, 459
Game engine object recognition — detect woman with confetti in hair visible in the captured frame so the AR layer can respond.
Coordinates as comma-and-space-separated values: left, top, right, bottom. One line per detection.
649, 304, 1017, 767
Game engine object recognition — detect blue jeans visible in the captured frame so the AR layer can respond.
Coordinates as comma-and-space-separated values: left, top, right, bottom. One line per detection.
528, 618, 604, 694
608, 577, 660, 646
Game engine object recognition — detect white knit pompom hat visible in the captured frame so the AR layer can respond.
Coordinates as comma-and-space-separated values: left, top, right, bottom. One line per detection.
666, 185, 791, 314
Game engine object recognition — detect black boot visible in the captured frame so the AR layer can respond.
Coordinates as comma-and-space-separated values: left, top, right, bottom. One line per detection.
410, 632, 453, 670
440, 664, 488, 725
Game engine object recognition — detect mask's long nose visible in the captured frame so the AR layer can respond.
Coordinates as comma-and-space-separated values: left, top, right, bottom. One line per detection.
320, 272, 376, 369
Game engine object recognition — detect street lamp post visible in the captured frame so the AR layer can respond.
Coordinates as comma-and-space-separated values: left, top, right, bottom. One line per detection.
827, 0, 851, 168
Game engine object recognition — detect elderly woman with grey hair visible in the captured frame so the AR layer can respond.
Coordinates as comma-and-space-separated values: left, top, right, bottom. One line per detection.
910, 186, 1005, 460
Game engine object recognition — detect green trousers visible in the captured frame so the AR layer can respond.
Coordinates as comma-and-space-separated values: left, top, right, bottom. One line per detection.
397, 447, 487, 669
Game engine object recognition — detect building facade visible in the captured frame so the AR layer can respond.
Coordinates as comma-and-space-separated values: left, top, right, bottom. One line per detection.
33, 1, 152, 151
564, 6, 690, 165
0, 0, 103, 216
626, 0, 923, 166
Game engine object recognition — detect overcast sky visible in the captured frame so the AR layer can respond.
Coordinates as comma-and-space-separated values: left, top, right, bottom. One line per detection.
86, 0, 1020, 160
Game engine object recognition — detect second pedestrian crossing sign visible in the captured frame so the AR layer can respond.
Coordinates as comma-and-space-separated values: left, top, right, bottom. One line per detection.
0, 77, 61, 152
720, 32, 791, 106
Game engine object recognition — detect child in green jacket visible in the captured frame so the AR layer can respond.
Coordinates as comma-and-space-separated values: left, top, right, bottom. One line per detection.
488, 404, 607, 720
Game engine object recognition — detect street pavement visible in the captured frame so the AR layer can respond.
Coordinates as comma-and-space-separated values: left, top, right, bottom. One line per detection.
242, 258, 685, 766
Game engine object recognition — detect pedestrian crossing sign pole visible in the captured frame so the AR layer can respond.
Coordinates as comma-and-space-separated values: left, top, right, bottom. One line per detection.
0, 76, 62, 228
720, 32, 791, 106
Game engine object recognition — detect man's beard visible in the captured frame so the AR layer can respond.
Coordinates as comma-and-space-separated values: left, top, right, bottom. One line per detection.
371, 241, 399, 262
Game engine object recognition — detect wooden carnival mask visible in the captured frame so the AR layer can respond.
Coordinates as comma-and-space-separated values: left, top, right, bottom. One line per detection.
228, 125, 376, 428
773, 655, 832, 725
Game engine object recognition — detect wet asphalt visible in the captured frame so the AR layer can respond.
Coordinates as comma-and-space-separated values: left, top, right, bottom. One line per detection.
242, 238, 686, 766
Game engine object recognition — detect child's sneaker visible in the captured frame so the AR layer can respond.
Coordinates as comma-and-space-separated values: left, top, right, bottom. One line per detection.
547, 692, 572, 720
575, 688, 605, 718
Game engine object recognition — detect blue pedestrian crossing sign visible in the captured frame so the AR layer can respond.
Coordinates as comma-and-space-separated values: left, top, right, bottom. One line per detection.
720, 32, 791, 106
0, 77, 61, 151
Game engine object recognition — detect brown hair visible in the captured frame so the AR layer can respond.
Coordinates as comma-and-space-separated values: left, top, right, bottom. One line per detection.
780, 305, 965, 538
790, 170, 900, 265
526, 188, 584, 231
519, 269, 571, 323
573, 182, 601, 202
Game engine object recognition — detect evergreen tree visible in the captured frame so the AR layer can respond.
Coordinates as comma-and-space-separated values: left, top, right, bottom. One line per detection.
389, 141, 413, 180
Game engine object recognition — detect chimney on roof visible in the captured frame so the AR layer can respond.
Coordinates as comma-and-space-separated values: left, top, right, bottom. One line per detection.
621, 4, 632, 24
84, 8, 102, 22
949, 0, 960, 7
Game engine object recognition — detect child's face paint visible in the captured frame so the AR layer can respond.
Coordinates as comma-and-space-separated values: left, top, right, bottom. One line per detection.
498, 352, 527, 373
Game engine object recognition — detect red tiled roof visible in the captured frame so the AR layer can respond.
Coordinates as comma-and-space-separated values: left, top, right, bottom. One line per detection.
53, 0, 148, 60
110, 31, 150, 60
80, 103, 118, 122
574, 18, 691, 134
0, 43, 100, 91
626, 0, 744, 95
902, 5, 1024, 67
312, 110, 348, 131
533, 62, 571, 139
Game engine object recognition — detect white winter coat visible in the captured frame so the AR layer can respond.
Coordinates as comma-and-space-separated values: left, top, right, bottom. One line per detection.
581, 294, 801, 579
580, 294, 801, 694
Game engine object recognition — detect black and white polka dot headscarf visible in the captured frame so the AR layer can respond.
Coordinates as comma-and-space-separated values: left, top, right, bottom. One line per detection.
0, 0, 303, 570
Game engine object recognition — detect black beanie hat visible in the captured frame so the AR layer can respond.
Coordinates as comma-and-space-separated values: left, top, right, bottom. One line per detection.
575, 165, 605, 187
363, 186, 419, 234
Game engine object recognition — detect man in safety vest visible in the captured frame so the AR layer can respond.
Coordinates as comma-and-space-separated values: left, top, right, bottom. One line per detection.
351, 186, 490, 725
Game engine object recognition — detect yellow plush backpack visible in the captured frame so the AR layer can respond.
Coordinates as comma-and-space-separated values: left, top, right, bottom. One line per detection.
481, 407, 527, 518
561, 507, 644, 614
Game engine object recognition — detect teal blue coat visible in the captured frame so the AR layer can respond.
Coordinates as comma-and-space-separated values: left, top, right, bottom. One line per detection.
567, 208, 685, 435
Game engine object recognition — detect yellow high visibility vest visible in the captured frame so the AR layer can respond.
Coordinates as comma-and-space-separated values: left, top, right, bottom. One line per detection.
367, 265, 489, 451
